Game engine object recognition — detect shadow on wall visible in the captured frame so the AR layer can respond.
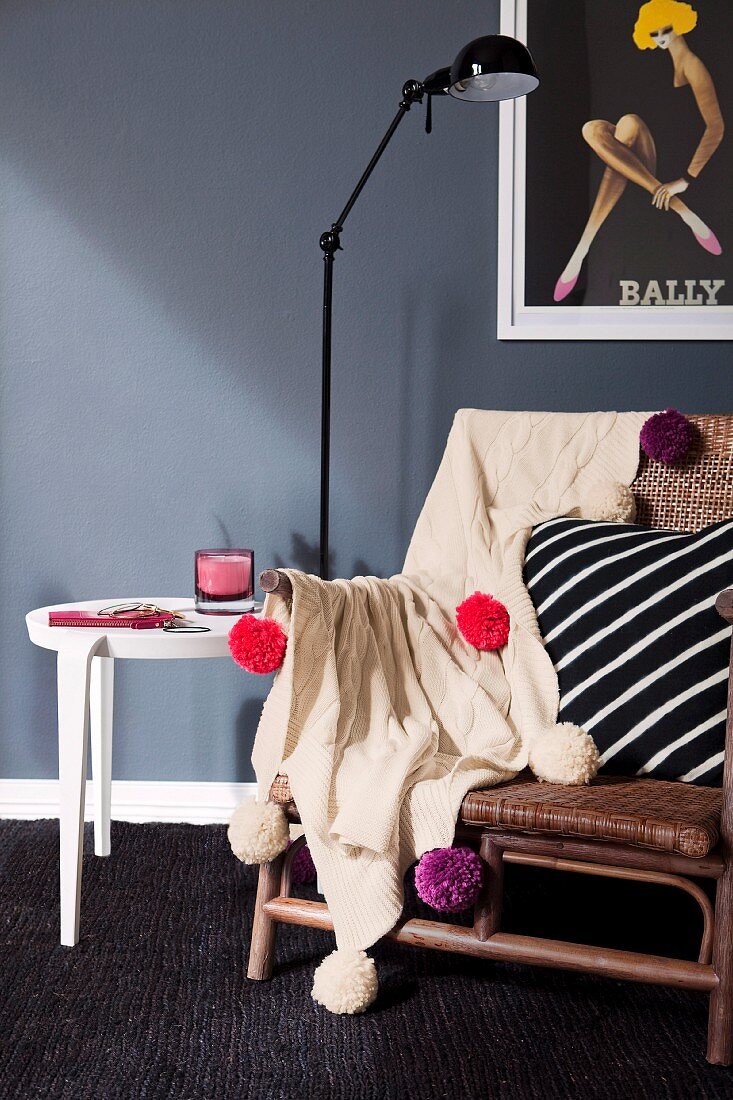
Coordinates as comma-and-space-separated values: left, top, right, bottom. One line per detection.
0, 4, 319, 428
0, 3, 477, 514
270, 533, 377, 580
0, 2, 493, 576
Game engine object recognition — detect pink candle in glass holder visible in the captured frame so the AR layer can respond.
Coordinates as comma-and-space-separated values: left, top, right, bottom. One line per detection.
195, 549, 254, 614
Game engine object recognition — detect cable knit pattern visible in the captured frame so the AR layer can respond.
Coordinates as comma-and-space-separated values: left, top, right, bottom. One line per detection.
251, 411, 647, 950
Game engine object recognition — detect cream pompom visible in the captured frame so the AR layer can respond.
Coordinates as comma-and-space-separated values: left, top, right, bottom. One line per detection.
311, 948, 378, 1014
227, 798, 289, 864
581, 480, 636, 523
528, 723, 600, 785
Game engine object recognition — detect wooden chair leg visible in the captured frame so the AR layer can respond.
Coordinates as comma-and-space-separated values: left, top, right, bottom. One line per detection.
247, 853, 285, 981
473, 835, 504, 941
707, 607, 733, 1064
708, 861, 733, 1064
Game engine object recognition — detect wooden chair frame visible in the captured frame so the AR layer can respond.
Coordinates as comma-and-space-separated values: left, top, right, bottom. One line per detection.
248, 415, 733, 1065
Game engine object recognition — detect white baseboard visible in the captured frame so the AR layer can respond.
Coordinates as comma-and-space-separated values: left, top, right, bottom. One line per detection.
0, 779, 258, 824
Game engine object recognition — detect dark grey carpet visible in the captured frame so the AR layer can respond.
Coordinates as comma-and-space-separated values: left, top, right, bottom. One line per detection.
1, 820, 732, 1100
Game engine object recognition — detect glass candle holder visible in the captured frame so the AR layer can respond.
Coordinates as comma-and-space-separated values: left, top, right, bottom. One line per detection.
195, 549, 254, 615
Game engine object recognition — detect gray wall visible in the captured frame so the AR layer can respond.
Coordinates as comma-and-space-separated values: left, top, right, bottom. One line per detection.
2, 0, 729, 782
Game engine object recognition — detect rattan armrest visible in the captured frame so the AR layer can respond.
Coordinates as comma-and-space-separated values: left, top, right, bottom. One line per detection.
716, 589, 733, 625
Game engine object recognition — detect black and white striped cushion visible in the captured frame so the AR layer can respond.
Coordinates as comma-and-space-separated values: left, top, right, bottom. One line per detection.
524, 518, 733, 786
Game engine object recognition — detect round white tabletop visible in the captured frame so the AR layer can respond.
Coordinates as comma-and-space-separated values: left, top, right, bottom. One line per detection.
25, 597, 256, 660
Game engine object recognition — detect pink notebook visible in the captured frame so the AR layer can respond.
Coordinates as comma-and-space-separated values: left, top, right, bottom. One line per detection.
49, 610, 174, 629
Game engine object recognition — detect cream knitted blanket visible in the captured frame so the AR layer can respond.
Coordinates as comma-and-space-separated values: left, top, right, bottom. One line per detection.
252, 410, 645, 951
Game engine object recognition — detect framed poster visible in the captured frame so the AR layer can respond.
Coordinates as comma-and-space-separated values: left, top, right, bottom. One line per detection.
498, 0, 733, 340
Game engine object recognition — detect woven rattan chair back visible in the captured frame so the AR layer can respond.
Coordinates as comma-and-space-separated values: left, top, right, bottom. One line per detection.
633, 414, 733, 531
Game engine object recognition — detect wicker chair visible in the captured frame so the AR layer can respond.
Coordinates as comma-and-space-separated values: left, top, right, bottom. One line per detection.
249, 414, 733, 1065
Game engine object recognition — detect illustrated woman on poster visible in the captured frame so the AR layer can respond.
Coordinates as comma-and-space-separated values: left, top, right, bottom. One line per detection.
554, 0, 725, 302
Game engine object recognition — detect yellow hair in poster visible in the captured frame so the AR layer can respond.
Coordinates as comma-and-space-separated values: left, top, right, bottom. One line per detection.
633, 0, 698, 50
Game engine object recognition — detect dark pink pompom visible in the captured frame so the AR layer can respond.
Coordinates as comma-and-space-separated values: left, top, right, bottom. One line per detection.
415, 846, 483, 912
640, 409, 693, 465
288, 840, 317, 885
228, 615, 287, 674
456, 591, 510, 651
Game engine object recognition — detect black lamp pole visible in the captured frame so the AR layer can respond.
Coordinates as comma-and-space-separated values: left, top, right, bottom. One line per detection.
317, 36, 539, 580
318, 78, 425, 581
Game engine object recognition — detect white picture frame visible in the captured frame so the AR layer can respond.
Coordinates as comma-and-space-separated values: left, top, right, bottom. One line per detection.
497, 0, 733, 340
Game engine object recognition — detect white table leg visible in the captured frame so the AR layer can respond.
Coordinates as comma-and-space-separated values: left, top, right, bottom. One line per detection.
57, 634, 104, 947
90, 656, 114, 857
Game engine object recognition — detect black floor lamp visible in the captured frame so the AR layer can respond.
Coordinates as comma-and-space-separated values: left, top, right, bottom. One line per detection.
316, 34, 539, 579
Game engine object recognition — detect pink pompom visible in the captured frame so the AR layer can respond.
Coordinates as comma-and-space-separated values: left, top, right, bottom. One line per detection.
640, 409, 693, 465
228, 615, 287, 674
456, 591, 510, 651
415, 846, 483, 912
288, 840, 317, 885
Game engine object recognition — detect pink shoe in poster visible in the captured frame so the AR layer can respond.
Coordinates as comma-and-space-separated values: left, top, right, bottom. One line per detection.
694, 228, 722, 256
553, 274, 579, 302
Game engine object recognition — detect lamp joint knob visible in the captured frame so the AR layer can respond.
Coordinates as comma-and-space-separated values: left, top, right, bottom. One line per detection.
319, 227, 342, 255
400, 79, 424, 108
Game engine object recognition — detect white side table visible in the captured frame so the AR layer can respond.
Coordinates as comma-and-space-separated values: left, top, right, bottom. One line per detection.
26, 598, 246, 947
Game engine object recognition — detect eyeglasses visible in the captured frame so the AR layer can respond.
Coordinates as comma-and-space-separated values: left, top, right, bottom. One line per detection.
96, 603, 211, 632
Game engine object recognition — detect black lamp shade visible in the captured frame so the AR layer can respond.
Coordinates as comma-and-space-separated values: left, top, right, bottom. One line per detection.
448, 34, 539, 102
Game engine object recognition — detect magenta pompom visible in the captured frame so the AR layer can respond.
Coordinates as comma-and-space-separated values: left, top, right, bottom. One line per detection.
456, 591, 510, 651
414, 846, 483, 912
640, 409, 693, 465
288, 840, 317, 885
228, 615, 287, 674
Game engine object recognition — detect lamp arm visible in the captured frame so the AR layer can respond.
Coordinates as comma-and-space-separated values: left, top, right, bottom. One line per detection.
318, 79, 425, 580
332, 79, 424, 231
